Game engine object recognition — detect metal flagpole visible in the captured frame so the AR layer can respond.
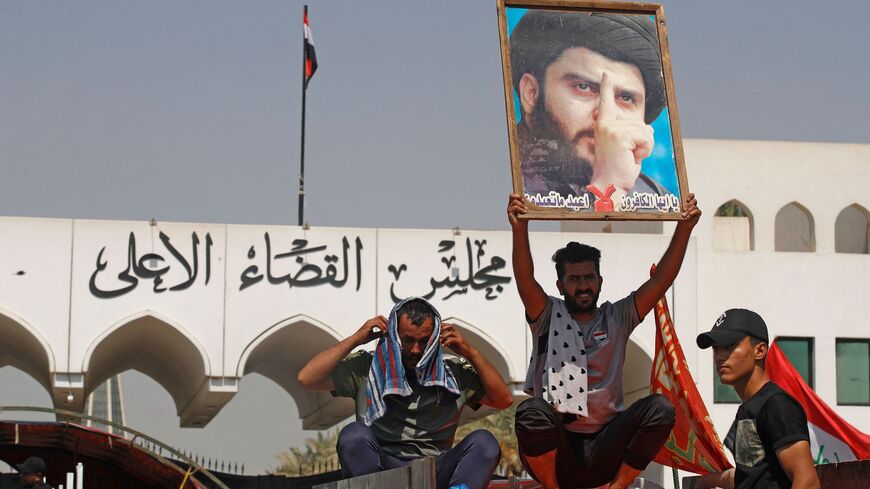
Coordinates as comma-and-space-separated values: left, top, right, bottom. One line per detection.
298, 5, 308, 227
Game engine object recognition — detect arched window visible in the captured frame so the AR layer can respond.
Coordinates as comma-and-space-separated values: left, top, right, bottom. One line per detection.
835, 204, 870, 254
775, 202, 815, 252
713, 200, 754, 251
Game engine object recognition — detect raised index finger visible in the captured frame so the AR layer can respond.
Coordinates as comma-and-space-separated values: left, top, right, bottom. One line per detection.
597, 72, 617, 122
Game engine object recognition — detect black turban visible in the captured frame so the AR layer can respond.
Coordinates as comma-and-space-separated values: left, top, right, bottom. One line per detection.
510, 10, 666, 124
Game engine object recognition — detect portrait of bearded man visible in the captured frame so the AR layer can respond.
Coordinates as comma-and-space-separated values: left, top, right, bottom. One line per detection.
509, 10, 678, 211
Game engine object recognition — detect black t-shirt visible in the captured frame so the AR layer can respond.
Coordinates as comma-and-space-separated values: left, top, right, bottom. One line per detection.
725, 381, 810, 489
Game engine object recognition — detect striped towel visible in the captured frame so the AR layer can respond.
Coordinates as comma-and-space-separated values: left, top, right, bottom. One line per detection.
363, 297, 460, 426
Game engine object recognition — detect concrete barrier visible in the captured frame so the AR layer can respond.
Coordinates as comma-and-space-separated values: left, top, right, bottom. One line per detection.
682, 460, 870, 489
312, 457, 435, 489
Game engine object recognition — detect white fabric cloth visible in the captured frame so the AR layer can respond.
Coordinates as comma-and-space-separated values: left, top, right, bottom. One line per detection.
541, 299, 589, 415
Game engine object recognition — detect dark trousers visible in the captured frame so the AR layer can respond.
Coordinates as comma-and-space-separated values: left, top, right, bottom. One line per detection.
336, 421, 501, 489
514, 395, 675, 488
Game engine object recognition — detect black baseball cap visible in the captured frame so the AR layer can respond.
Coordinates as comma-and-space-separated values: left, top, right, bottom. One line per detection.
15, 456, 46, 475
697, 309, 769, 349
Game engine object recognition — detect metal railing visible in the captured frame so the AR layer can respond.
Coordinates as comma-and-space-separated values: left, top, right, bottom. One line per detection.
0, 405, 229, 489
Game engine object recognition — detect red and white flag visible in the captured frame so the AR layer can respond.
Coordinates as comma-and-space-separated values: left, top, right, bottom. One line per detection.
767, 341, 870, 463
303, 6, 318, 88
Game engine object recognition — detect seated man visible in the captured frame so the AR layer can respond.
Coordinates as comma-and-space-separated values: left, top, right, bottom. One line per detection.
695, 309, 819, 489
297, 297, 513, 489
507, 192, 700, 489
15, 457, 51, 489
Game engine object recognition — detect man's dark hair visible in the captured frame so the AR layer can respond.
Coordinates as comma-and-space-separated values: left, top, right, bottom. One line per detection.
510, 10, 666, 124
749, 336, 768, 367
552, 242, 601, 280
397, 299, 437, 326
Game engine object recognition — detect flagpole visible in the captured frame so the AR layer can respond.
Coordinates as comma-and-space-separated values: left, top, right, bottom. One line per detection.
298, 5, 308, 227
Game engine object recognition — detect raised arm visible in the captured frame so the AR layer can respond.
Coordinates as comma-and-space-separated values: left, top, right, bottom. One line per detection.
634, 193, 701, 319
508, 193, 548, 322
441, 323, 513, 409
776, 441, 820, 489
297, 315, 387, 391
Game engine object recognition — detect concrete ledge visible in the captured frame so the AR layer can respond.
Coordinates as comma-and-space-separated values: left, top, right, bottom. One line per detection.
313, 456, 435, 489
682, 460, 870, 489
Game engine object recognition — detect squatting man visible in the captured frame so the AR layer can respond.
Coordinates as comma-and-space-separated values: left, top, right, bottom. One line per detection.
508, 191, 700, 489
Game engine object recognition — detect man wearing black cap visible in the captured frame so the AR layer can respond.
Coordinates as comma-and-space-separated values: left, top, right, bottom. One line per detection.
696, 309, 819, 489
15, 457, 52, 488
510, 10, 673, 209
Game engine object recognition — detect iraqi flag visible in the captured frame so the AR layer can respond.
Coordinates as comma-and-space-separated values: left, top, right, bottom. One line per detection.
767, 341, 870, 463
303, 6, 318, 88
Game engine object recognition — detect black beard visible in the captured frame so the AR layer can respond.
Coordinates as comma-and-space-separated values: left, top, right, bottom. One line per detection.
563, 290, 599, 315
519, 105, 594, 191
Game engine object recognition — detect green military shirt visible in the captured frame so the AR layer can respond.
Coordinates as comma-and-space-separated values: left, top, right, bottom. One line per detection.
331, 350, 485, 458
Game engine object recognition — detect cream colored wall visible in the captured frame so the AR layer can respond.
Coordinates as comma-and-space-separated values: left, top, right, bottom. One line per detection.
682, 139, 870, 436
1, 138, 868, 438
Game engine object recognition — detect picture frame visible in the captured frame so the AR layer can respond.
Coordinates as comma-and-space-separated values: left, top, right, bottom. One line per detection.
496, 0, 689, 220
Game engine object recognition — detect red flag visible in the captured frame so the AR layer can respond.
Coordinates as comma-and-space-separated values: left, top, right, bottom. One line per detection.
649, 266, 732, 474
767, 341, 870, 463
303, 6, 318, 88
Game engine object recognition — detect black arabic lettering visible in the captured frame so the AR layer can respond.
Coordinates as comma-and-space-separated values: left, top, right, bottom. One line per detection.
161, 231, 197, 291
239, 233, 363, 292
89, 231, 213, 298
88, 235, 138, 299
239, 245, 263, 291
388, 237, 512, 303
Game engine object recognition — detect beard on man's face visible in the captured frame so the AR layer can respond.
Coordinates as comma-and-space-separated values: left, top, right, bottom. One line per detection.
521, 96, 595, 188
563, 287, 600, 315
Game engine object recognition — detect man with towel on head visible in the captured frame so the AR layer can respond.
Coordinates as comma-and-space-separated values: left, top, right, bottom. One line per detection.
507, 190, 701, 489
297, 297, 513, 489
511, 10, 673, 206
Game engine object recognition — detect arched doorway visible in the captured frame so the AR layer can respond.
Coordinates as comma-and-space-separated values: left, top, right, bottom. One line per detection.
0, 309, 54, 394
236, 315, 354, 430
83, 312, 211, 427
623, 339, 665, 487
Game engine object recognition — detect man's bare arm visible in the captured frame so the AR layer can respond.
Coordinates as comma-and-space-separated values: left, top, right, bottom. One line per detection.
508, 193, 548, 322
634, 193, 701, 319
776, 440, 820, 489
297, 316, 387, 391
696, 468, 734, 489
441, 323, 513, 409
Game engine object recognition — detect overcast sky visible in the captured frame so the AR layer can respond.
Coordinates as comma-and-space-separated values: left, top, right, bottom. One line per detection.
2, 0, 869, 475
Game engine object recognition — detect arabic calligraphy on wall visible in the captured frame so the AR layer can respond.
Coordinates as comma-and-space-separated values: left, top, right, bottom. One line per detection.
239, 233, 363, 292
387, 238, 512, 303
89, 231, 213, 299
88, 232, 512, 302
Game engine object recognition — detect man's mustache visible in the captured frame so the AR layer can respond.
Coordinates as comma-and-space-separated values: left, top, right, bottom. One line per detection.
571, 129, 595, 146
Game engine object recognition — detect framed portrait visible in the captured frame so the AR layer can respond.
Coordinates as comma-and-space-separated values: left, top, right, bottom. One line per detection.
497, 0, 688, 220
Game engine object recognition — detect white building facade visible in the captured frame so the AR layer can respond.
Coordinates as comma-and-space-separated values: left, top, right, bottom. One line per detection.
1, 138, 868, 483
